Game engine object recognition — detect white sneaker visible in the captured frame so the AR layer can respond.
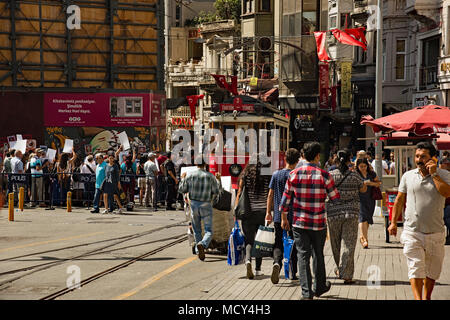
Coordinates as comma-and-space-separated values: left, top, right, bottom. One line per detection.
246, 261, 254, 279
255, 270, 264, 276
101, 209, 108, 214
118, 208, 123, 214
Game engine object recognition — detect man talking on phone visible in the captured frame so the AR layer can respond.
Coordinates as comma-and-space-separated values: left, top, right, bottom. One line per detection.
388, 141, 450, 300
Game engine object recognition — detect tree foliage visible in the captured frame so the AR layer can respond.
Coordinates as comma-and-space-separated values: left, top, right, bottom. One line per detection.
184, 0, 241, 26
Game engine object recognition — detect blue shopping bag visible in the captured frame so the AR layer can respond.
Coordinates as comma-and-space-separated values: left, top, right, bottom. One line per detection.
227, 221, 246, 266
283, 230, 295, 279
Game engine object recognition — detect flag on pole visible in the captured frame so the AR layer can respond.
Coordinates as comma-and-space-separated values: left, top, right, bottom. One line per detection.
332, 29, 367, 51
211, 74, 238, 96
345, 27, 367, 46
314, 31, 330, 61
186, 95, 204, 121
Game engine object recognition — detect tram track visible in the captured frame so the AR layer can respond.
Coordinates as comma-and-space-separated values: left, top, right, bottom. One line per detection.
39, 235, 188, 300
0, 221, 188, 286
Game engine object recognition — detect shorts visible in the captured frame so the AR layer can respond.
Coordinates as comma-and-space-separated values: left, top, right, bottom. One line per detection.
400, 229, 446, 280
138, 178, 146, 189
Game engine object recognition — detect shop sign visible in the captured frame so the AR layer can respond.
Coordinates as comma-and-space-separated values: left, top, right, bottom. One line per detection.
341, 61, 352, 109
220, 97, 255, 112
319, 64, 330, 110
171, 117, 194, 130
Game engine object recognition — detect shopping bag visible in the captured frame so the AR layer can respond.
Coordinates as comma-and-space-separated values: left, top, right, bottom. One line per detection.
283, 230, 295, 279
227, 221, 246, 266
251, 222, 275, 258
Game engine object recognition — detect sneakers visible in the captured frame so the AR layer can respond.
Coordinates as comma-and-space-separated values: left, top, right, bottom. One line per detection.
271, 263, 280, 284
197, 243, 205, 261
90, 209, 99, 214
246, 261, 254, 279
314, 281, 332, 298
255, 270, 264, 276
118, 208, 124, 214
101, 209, 109, 214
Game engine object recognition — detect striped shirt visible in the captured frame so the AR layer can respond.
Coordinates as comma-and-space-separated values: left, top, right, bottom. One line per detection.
279, 163, 340, 231
178, 167, 220, 202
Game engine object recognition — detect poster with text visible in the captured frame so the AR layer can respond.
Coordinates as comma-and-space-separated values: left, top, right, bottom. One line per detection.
44, 93, 150, 127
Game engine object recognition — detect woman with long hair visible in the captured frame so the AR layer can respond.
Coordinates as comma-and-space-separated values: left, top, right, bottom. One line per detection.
327, 150, 368, 284
234, 155, 271, 279
355, 158, 382, 249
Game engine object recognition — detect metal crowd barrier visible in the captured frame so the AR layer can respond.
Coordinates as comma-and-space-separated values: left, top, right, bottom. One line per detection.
0, 172, 148, 209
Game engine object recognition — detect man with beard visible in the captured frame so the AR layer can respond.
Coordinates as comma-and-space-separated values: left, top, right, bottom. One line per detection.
388, 141, 450, 300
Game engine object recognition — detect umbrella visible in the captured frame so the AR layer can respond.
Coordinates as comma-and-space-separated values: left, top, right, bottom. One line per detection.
360, 105, 450, 135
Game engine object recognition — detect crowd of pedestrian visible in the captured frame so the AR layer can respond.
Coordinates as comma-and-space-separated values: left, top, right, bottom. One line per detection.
0, 144, 187, 214
179, 141, 449, 301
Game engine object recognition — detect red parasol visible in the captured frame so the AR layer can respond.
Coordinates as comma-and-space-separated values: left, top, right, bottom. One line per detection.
437, 133, 450, 150
360, 105, 450, 135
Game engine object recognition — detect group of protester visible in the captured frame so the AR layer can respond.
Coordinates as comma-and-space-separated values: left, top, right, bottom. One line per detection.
0, 145, 182, 213
180, 141, 450, 301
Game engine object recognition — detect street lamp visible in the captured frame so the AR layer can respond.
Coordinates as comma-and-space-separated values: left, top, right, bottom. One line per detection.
374, 0, 383, 185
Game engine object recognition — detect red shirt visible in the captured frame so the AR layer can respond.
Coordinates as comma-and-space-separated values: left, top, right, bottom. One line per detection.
280, 163, 340, 231
156, 155, 168, 176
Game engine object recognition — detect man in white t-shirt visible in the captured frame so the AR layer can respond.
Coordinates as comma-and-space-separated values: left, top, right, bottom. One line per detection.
388, 142, 450, 300
371, 154, 389, 175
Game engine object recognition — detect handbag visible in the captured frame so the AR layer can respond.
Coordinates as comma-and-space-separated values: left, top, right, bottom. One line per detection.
371, 186, 383, 200
283, 230, 295, 280
234, 185, 251, 220
227, 221, 246, 266
213, 189, 232, 211
251, 222, 275, 258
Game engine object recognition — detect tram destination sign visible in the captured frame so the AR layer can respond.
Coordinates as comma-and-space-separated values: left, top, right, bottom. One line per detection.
219, 97, 255, 112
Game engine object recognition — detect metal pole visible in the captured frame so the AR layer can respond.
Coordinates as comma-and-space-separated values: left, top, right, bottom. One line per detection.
374, 0, 383, 184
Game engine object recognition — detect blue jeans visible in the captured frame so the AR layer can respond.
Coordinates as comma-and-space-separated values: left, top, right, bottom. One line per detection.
190, 200, 213, 251
93, 188, 102, 210
293, 227, 327, 299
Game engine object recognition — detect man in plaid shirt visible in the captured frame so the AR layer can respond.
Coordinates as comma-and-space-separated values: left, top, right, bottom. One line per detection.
179, 158, 221, 261
280, 141, 340, 299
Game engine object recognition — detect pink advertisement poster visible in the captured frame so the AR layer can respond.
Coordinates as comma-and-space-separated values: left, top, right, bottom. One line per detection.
44, 93, 152, 127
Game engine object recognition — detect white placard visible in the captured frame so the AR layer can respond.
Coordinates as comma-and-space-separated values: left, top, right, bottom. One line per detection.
15, 139, 27, 154
63, 139, 73, 153
180, 166, 198, 177
16, 134, 23, 141
47, 148, 57, 162
118, 131, 130, 151
9, 141, 16, 149
220, 176, 232, 192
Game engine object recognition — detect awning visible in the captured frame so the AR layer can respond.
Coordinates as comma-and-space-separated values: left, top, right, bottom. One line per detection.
166, 97, 187, 110
262, 88, 278, 103
280, 97, 318, 110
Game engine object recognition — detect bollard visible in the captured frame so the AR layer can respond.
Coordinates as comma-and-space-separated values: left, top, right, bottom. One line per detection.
19, 187, 24, 212
8, 193, 14, 221
67, 192, 72, 212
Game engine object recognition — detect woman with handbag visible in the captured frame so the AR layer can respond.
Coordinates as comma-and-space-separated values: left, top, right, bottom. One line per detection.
355, 158, 382, 249
327, 150, 368, 284
234, 157, 271, 279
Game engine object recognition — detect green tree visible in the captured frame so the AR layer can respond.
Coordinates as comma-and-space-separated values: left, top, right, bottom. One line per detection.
214, 0, 241, 22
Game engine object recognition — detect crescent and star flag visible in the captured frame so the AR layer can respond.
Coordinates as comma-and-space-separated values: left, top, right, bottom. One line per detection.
314, 31, 330, 61
345, 27, 367, 46
332, 29, 367, 51
211, 74, 238, 95
186, 95, 204, 120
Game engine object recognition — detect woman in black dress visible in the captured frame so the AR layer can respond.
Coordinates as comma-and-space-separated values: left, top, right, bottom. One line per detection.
355, 158, 382, 249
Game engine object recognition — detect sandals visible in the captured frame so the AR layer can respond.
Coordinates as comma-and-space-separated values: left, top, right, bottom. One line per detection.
360, 236, 369, 249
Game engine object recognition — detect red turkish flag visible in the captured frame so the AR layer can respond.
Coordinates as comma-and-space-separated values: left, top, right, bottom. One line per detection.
186, 95, 204, 120
314, 32, 330, 61
332, 29, 367, 51
211, 74, 238, 95
345, 27, 367, 46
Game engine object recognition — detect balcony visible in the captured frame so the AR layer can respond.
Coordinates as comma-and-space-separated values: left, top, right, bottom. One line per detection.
419, 65, 439, 90
406, 0, 441, 25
